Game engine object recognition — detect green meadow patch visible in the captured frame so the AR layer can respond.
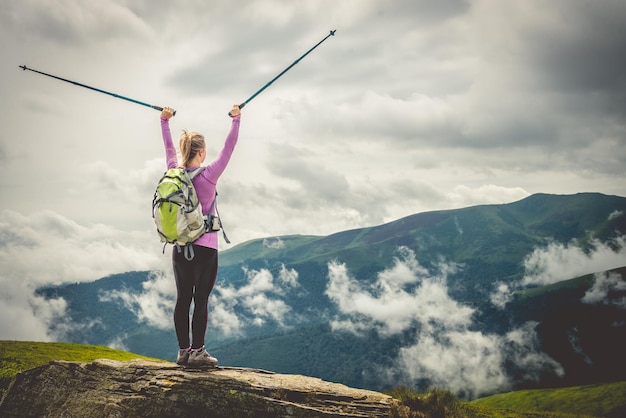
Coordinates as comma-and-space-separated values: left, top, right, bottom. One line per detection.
0, 340, 164, 398
471, 381, 626, 418
387, 385, 600, 418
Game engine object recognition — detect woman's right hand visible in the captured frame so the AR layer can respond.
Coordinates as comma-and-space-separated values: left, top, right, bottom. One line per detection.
161, 106, 175, 119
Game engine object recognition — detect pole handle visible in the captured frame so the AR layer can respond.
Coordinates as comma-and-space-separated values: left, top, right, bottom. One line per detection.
228, 102, 246, 117
153, 106, 177, 116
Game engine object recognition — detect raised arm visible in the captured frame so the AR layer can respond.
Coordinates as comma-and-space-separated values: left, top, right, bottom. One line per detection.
160, 106, 178, 169
202, 105, 241, 183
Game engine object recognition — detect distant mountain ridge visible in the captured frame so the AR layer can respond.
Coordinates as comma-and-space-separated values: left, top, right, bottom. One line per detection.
37, 192, 626, 396
218, 192, 626, 299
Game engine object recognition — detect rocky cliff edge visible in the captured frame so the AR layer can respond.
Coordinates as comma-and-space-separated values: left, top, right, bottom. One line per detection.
0, 359, 396, 417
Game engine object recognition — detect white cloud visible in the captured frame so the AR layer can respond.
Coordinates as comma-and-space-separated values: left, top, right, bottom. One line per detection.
489, 235, 626, 309
210, 265, 299, 334
99, 271, 175, 330
246, 294, 291, 326
0, 209, 168, 341
398, 330, 509, 398
582, 271, 626, 308
327, 248, 471, 336
107, 334, 130, 352
490, 282, 513, 309
0, 280, 66, 341
0, 210, 165, 285
263, 237, 285, 249
521, 236, 626, 287
95, 262, 302, 336
278, 263, 299, 287
49, 317, 106, 345
210, 298, 243, 336
326, 247, 563, 398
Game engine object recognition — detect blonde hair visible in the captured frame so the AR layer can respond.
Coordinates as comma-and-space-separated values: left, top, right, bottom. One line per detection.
179, 130, 206, 167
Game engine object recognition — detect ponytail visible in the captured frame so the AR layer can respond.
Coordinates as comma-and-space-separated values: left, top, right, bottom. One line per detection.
179, 130, 206, 167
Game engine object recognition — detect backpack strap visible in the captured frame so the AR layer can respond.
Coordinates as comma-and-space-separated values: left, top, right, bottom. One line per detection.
187, 166, 231, 244
214, 191, 230, 244
205, 191, 230, 244
188, 166, 205, 180
169, 243, 195, 261
183, 244, 195, 261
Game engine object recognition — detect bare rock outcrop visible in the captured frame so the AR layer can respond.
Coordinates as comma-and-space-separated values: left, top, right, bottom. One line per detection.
0, 359, 396, 417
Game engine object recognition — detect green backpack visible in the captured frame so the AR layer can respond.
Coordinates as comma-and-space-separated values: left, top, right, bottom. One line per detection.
152, 167, 207, 260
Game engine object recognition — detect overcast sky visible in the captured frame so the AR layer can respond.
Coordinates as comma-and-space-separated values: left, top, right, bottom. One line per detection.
1, 0, 625, 342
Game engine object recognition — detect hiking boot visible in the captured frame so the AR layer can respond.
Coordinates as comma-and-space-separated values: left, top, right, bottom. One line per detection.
187, 346, 218, 367
177, 347, 191, 365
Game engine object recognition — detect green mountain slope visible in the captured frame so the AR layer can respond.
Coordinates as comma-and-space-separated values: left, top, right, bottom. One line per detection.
504, 266, 626, 387
218, 192, 626, 300
471, 380, 626, 418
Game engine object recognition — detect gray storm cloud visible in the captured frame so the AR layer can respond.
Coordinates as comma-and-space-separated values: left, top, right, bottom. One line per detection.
3, 0, 625, 243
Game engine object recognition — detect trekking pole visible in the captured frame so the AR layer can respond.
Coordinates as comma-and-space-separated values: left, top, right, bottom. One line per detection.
229, 29, 336, 116
19, 65, 176, 115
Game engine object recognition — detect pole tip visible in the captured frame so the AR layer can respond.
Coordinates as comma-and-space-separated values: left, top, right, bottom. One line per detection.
330, 30, 336, 36
19, 65, 27, 70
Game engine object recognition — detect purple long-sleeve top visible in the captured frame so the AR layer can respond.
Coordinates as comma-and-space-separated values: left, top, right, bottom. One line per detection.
161, 115, 240, 250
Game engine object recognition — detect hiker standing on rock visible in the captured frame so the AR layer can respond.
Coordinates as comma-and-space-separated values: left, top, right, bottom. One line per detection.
159, 104, 241, 367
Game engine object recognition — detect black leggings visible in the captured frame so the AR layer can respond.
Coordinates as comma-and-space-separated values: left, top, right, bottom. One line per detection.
172, 245, 218, 349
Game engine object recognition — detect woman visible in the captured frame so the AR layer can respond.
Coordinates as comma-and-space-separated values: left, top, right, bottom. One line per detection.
160, 104, 241, 367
